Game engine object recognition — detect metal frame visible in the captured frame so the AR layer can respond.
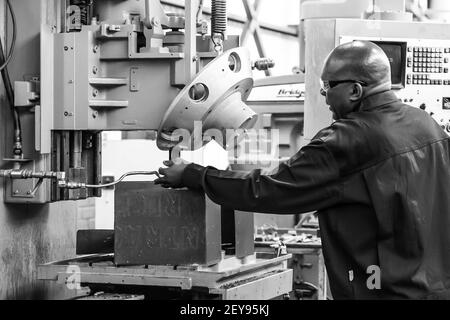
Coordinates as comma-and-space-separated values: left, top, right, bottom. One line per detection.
38, 253, 293, 300
241, 0, 271, 76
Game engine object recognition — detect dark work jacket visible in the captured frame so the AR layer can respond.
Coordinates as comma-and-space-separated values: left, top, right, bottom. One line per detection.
181, 90, 450, 300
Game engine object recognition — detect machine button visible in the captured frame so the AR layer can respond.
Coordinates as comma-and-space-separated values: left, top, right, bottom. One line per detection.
446, 58, 449, 63
408, 47, 413, 52
438, 80, 443, 85
407, 79, 412, 84
445, 68, 449, 73
413, 80, 418, 84
444, 80, 448, 85
427, 80, 431, 85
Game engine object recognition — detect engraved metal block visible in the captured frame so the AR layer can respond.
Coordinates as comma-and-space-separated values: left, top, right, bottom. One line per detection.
114, 182, 222, 266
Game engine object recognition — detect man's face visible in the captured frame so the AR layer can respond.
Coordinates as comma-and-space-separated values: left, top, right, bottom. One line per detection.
320, 76, 356, 121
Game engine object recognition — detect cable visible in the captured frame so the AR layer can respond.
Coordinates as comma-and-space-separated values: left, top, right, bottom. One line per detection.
196, 0, 204, 22
0, 0, 17, 72
0, 0, 21, 159
85, 171, 162, 189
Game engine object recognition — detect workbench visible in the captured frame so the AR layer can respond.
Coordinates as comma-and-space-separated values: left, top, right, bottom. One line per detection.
254, 228, 329, 300
38, 253, 293, 300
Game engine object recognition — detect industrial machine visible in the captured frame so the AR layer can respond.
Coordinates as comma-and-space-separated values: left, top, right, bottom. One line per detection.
1, 0, 275, 204
300, 0, 450, 143
0, 0, 294, 300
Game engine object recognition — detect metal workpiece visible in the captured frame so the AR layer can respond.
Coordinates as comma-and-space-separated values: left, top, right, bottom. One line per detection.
157, 47, 257, 151
114, 182, 222, 266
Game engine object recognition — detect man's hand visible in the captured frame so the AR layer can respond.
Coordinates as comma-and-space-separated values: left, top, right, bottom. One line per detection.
154, 159, 191, 189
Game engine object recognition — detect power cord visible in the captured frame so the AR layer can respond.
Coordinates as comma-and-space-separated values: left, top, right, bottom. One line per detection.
0, 0, 17, 72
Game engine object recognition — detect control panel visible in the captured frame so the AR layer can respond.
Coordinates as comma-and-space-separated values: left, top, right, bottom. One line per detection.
341, 37, 450, 135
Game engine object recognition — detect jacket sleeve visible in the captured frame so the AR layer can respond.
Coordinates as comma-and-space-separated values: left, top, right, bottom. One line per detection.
181, 139, 343, 214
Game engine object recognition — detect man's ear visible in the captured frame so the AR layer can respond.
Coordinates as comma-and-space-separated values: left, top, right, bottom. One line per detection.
349, 83, 364, 101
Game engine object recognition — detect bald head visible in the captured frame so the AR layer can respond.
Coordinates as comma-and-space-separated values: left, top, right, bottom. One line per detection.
322, 41, 392, 91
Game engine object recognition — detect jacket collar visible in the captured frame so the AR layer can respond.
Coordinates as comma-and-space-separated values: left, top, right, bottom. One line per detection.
359, 90, 400, 112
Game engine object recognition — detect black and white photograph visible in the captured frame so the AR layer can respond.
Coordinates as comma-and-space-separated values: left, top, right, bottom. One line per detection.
0, 0, 449, 309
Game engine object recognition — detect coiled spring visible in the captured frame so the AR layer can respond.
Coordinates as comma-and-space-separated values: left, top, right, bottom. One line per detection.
211, 0, 227, 37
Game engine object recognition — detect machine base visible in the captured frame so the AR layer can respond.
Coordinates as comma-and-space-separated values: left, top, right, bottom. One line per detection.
38, 253, 293, 300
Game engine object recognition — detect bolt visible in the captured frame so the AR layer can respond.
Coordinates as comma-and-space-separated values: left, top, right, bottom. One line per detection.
92, 90, 99, 97
92, 66, 98, 74
68, 80, 73, 84
193, 55, 199, 62
92, 111, 98, 119
14, 190, 19, 195
64, 46, 69, 51
152, 17, 160, 27
93, 45, 99, 53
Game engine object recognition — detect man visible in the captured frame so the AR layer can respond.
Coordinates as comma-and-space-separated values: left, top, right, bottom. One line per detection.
155, 41, 450, 299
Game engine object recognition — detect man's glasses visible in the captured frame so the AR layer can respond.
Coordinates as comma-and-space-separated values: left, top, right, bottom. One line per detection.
320, 79, 368, 94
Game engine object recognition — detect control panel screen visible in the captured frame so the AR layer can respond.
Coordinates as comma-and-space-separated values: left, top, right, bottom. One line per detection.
371, 41, 407, 89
